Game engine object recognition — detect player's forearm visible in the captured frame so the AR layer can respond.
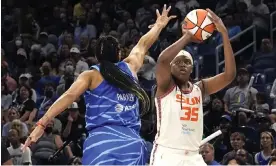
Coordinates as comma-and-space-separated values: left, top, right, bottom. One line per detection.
138, 23, 163, 53
158, 34, 191, 64
222, 32, 236, 81
40, 92, 77, 125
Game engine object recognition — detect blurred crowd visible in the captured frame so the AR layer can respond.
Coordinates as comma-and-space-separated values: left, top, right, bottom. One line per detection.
1, 0, 276, 165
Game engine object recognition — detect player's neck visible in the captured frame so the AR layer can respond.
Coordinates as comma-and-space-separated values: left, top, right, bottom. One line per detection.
179, 81, 191, 91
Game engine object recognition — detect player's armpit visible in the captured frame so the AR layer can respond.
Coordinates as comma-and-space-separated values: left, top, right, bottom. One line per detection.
43, 71, 94, 121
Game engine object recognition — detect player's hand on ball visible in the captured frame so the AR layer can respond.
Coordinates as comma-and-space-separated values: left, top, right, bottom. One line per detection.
206, 8, 227, 34
149, 4, 177, 29
182, 29, 200, 43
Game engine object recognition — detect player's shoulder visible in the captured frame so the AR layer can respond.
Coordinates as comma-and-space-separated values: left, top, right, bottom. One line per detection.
78, 70, 100, 81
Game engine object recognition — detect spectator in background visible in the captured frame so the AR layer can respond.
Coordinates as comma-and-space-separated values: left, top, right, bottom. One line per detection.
269, 156, 276, 165
74, 14, 97, 45
250, 39, 276, 72
39, 32, 57, 58
70, 47, 89, 76
255, 92, 270, 114
248, 0, 270, 31
58, 44, 71, 75
234, 2, 253, 29
2, 108, 29, 139
61, 102, 86, 157
224, 68, 258, 115
59, 32, 74, 49
175, 0, 200, 18
270, 114, 276, 132
1, 140, 12, 165
138, 54, 156, 81
2, 82, 12, 122
36, 61, 60, 96
13, 73, 37, 102
117, 11, 132, 35
255, 131, 274, 165
216, 15, 241, 45
204, 97, 225, 134
1, 67, 17, 93
135, 0, 152, 26
224, 156, 247, 165
73, 0, 87, 20
222, 132, 253, 164
200, 143, 220, 165
36, 82, 57, 119
31, 120, 74, 165
236, 148, 251, 164
7, 128, 32, 165
57, 59, 76, 96
215, 0, 234, 14
213, 115, 233, 161
120, 19, 136, 46
12, 85, 37, 122
79, 34, 89, 58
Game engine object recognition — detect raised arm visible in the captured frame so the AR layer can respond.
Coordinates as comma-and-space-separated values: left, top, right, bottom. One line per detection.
198, 9, 236, 95
124, 5, 176, 73
156, 30, 193, 91
22, 70, 94, 151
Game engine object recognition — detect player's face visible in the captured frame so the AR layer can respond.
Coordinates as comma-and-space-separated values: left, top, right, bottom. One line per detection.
171, 56, 193, 81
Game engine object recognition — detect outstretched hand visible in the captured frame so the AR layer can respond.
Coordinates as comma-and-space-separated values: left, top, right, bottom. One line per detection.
206, 8, 227, 34
22, 125, 45, 152
148, 4, 177, 29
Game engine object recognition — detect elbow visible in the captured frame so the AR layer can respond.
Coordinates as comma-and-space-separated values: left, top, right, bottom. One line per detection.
224, 69, 236, 82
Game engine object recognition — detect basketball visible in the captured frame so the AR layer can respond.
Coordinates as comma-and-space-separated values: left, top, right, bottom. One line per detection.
183, 9, 215, 42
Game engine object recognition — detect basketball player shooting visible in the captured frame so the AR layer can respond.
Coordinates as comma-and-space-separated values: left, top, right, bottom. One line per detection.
150, 9, 236, 166
22, 5, 176, 165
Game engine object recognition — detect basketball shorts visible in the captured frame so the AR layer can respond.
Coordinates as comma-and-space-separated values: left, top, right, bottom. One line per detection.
149, 144, 207, 166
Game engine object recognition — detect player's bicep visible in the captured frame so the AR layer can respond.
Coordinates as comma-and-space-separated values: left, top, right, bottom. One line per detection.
202, 73, 233, 95
65, 71, 93, 99
124, 45, 146, 73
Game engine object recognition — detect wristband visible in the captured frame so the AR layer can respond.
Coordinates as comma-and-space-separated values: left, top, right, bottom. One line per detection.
36, 121, 46, 129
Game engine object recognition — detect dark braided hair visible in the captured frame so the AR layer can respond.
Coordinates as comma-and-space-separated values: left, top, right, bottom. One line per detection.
95, 36, 150, 116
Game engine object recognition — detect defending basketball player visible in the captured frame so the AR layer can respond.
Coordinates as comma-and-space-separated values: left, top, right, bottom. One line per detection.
22, 5, 176, 165
150, 9, 236, 166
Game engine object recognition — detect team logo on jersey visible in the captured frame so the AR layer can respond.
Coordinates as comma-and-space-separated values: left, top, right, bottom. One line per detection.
115, 104, 124, 113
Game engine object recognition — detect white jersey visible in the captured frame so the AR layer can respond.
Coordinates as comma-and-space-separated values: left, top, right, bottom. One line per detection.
154, 84, 203, 151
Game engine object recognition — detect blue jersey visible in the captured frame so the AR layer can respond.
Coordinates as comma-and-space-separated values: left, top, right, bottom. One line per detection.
255, 151, 271, 165
82, 61, 148, 165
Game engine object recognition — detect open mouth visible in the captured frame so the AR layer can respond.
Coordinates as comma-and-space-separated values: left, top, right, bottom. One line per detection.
180, 68, 187, 74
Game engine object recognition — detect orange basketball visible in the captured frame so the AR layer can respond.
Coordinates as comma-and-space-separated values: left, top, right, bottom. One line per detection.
183, 9, 215, 42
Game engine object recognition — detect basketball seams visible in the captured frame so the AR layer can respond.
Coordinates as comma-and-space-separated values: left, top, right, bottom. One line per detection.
185, 17, 197, 29
196, 9, 208, 27
202, 23, 215, 33
185, 9, 215, 41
